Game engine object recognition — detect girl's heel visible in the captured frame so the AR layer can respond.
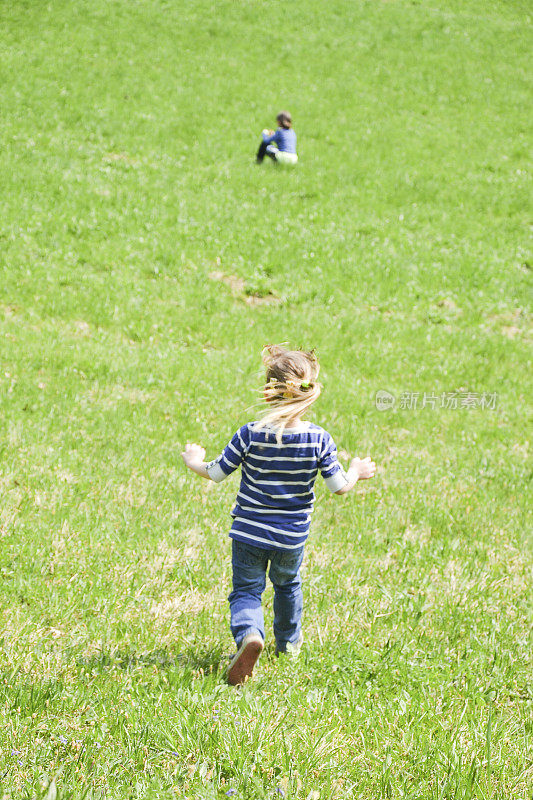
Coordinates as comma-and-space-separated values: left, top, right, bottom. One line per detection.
227, 634, 264, 685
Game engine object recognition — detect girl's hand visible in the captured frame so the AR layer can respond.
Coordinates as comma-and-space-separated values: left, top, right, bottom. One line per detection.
350, 456, 376, 480
181, 443, 206, 466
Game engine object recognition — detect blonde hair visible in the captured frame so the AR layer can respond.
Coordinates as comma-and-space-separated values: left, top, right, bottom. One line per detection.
255, 344, 321, 443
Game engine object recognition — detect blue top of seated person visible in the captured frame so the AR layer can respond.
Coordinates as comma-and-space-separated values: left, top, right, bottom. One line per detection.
262, 111, 297, 153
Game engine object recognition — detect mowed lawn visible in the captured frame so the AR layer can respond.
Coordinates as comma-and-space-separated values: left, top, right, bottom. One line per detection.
0, 0, 531, 797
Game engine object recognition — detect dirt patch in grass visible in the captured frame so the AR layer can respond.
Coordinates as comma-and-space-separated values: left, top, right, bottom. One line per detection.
484, 308, 531, 339
71, 320, 92, 337
115, 473, 149, 507
140, 533, 204, 580
307, 546, 333, 570
86, 384, 158, 409
102, 152, 139, 166
209, 271, 281, 306
150, 590, 207, 620
436, 298, 459, 310
512, 442, 529, 459
0, 303, 21, 318
501, 325, 522, 338
403, 523, 431, 546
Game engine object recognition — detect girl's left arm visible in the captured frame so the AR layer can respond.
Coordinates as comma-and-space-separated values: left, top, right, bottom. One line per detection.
181, 443, 211, 480
335, 456, 376, 495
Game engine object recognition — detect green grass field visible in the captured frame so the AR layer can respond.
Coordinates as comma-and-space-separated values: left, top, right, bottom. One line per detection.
1, 0, 532, 797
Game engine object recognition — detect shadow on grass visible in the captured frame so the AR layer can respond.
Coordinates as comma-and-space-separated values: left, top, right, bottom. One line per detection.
0, 648, 229, 715
75, 645, 227, 675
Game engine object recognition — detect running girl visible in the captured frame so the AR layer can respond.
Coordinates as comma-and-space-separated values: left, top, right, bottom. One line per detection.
181, 345, 376, 684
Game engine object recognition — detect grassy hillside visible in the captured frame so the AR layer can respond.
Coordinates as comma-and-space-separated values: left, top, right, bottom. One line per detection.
0, 0, 531, 797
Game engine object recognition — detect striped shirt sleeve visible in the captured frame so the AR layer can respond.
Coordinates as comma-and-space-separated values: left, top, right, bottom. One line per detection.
205, 425, 250, 483
318, 431, 349, 492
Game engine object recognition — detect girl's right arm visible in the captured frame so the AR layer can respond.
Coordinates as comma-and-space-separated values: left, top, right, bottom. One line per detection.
335, 456, 376, 495
181, 443, 211, 479
181, 426, 251, 482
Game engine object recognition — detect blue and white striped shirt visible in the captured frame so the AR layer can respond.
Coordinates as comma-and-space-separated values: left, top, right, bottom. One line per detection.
206, 422, 348, 550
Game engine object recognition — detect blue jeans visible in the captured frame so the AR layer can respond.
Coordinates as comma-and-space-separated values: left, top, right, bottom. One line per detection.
229, 539, 305, 652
